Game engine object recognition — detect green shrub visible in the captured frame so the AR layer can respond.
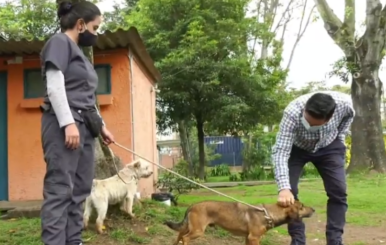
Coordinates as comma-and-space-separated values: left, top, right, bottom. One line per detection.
210, 164, 231, 177
301, 164, 319, 178
156, 160, 201, 202
228, 173, 239, 181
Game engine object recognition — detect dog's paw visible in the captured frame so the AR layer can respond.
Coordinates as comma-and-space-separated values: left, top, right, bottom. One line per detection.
96, 228, 107, 235
129, 213, 136, 219
96, 224, 107, 235
83, 222, 88, 230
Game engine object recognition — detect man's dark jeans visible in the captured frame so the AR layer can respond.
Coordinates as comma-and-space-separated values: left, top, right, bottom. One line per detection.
288, 139, 347, 245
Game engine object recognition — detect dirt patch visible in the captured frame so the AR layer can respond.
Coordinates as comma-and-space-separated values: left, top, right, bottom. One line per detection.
81, 213, 386, 245
302, 215, 386, 245
91, 203, 386, 245
85, 218, 245, 245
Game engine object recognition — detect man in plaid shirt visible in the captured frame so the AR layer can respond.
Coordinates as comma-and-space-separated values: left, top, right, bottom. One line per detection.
272, 91, 354, 245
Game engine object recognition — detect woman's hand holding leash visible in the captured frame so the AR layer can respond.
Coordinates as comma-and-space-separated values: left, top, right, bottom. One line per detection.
101, 126, 115, 145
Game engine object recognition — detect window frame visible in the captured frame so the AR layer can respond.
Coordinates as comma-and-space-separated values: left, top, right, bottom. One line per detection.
23, 64, 112, 99
23, 68, 45, 99
94, 64, 112, 95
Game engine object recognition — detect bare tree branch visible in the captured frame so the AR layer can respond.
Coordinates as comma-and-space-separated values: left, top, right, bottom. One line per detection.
378, 5, 386, 60
314, 0, 356, 56
260, 0, 298, 59
365, 0, 382, 37
268, 0, 280, 30
260, 0, 271, 58
272, 0, 296, 34
280, 10, 292, 42
250, 0, 313, 67
344, 0, 355, 39
313, 0, 342, 30
250, 0, 263, 60
286, 0, 316, 70
363, 0, 383, 67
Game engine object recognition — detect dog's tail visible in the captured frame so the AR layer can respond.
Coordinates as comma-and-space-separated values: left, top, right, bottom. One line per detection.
164, 220, 184, 231
163, 207, 190, 232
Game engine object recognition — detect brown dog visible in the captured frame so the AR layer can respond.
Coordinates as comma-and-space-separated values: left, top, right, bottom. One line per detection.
164, 200, 314, 245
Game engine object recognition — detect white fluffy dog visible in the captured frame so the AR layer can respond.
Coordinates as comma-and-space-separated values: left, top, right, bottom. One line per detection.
83, 158, 153, 234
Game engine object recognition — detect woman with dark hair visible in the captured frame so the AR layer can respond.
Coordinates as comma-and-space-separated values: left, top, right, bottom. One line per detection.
40, 1, 115, 245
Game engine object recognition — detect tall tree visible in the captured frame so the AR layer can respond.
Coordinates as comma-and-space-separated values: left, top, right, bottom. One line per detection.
314, 0, 386, 173
126, 0, 286, 179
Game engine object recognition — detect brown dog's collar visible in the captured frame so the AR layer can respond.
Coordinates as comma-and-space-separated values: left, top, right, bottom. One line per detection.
262, 204, 274, 229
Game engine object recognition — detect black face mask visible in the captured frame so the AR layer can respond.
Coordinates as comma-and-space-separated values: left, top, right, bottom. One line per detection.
78, 29, 98, 47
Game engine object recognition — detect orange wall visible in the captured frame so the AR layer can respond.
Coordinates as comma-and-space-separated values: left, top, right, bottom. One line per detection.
130, 51, 158, 197
0, 49, 158, 201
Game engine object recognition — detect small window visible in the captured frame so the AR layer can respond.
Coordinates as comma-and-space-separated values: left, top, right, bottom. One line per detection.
24, 69, 44, 99
95, 64, 111, 95
23, 64, 111, 99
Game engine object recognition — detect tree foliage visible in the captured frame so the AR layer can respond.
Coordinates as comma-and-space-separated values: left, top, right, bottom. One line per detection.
100, 0, 139, 32
0, 0, 57, 40
123, 0, 287, 178
287, 81, 350, 98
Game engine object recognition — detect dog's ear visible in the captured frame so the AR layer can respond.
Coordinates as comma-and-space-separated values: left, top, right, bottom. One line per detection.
286, 203, 301, 220
133, 159, 141, 168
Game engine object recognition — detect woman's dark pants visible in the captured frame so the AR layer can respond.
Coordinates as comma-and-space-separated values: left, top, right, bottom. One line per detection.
288, 139, 347, 245
40, 112, 95, 245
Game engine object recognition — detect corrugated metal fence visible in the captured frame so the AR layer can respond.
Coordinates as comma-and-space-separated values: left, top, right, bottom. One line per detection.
204, 136, 244, 166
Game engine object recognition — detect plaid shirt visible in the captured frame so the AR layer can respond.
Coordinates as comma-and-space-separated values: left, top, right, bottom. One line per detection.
272, 91, 355, 191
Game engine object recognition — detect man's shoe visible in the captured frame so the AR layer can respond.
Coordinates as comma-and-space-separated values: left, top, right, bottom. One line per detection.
290, 241, 306, 245
327, 242, 344, 245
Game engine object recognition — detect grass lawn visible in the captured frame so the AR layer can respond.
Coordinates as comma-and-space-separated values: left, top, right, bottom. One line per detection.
205, 175, 231, 182
1, 175, 386, 245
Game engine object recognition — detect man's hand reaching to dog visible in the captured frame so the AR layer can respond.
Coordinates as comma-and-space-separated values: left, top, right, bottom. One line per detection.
278, 189, 295, 207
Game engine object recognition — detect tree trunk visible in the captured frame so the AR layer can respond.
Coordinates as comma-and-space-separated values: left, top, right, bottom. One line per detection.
242, 134, 252, 172
347, 69, 386, 173
383, 94, 386, 122
196, 120, 206, 179
178, 120, 193, 176
315, 0, 386, 173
